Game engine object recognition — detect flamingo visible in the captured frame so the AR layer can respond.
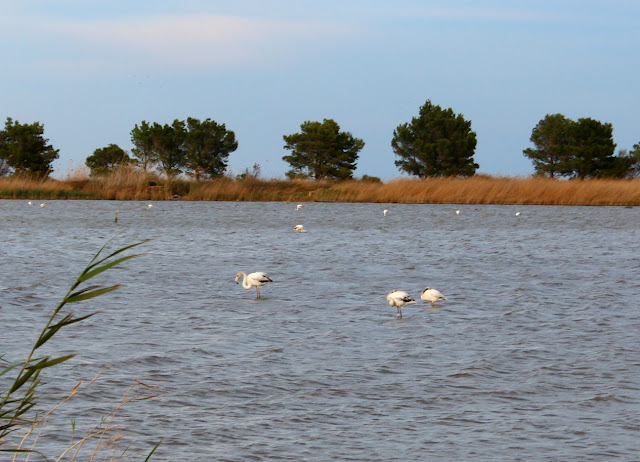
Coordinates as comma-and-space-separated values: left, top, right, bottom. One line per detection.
515, 211, 521, 216
235, 271, 273, 299
40, 203, 45, 208
148, 204, 153, 208
383, 209, 388, 216
421, 287, 447, 306
28, 201, 32, 205
295, 204, 303, 210
386, 290, 416, 319
455, 210, 460, 215
293, 224, 306, 232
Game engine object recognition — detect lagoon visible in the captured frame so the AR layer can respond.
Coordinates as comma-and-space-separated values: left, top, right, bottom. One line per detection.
1, 200, 639, 460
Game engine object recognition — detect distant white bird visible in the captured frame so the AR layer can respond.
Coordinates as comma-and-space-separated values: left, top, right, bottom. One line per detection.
386, 290, 416, 319
515, 211, 521, 216
235, 271, 273, 299
295, 204, 303, 210
148, 204, 153, 208
383, 209, 388, 216
28, 201, 32, 205
455, 210, 460, 215
40, 203, 45, 208
293, 224, 306, 233
421, 287, 447, 306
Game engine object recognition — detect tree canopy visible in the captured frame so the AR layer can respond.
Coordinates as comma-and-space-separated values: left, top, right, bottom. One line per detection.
130, 121, 156, 172
129, 117, 237, 180
0, 118, 59, 177
282, 119, 364, 179
184, 117, 238, 180
522, 114, 573, 178
392, 100, 478, 177
523, 114, 628, 178
85, 144, 131, 176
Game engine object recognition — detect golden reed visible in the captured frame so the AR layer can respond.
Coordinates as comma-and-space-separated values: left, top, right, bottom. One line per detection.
1, 169, 639, 206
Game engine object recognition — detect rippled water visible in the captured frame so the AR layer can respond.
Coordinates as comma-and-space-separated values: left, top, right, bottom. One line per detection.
1, 199, 639, 461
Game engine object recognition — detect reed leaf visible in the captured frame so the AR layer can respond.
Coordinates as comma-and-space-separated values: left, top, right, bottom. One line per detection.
78, 254, 142, 283
33, 313, 96, 350
26, 355, 76, 372
64, 285, 121, 304
144, 438, 163, 461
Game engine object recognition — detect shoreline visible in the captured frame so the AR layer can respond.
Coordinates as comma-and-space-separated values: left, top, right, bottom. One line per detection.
1, 174, 639, 206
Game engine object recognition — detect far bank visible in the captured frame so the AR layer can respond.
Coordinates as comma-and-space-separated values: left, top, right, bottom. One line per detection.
1, 173, 639, 206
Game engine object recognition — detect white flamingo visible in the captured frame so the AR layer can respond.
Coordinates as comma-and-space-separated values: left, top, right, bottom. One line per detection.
295, 204, 303, 210
293, 224, 306, 232
455, 210, 460, 215
383, 209, 388, 216
235, 271, 273, 299
148, 204, 153, 208
515, 211, 521, 216
386, 290, 416, 319
421, 287, 447, 306
40, 203, 45, 208
28, 201, 32, 205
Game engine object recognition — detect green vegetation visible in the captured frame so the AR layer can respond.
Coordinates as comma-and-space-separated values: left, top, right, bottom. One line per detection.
130, 117, 238, 181
523, 113, 640, 178
85, 144, 132, 177
0, 238, 161, 460
392, 100, 479, 177
282, 119, 365, 179
1, 108, 639, 182
0, 118, 59, 177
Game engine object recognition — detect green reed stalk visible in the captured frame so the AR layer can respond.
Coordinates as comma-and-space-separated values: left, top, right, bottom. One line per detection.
0, 237, 150, 454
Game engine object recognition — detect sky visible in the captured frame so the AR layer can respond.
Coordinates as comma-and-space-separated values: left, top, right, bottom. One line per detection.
1, 0, 639, 180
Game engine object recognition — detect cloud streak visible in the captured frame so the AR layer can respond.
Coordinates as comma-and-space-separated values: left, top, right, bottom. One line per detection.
3, 13, 353, 74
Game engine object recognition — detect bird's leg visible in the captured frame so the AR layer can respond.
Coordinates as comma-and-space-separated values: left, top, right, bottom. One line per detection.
256, 287, 261, 299
397, 307, 402, 319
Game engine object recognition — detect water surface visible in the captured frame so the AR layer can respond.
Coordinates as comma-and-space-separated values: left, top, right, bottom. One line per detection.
1, 200, 639, 461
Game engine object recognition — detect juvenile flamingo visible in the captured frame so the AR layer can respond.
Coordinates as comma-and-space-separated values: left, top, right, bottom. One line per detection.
235, 271, 273, 299
421, 287, 447, 306
386, 290, 416, 319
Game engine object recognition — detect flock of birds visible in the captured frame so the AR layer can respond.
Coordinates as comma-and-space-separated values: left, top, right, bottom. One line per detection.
230, 203, 485, 319
27, 200, 521, 319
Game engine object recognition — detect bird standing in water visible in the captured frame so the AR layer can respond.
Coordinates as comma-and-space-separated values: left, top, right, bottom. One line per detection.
421, 287, 447, 306
235, 271, 273, 299
386, 290, 416, 319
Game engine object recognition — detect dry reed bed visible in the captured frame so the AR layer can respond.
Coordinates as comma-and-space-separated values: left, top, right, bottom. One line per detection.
1, 173, 639, 205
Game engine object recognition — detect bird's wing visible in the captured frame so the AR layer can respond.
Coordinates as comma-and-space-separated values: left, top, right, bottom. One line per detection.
250, 272, 273, 283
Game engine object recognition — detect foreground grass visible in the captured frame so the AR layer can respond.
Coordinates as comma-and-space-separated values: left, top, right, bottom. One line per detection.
0, 237, 160, 461
1, 170, 639, 205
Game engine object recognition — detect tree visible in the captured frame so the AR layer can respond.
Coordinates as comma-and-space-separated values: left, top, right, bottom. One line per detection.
282, 119, 364, 179
392, 100, 478, 177
0, 117, 59, 177
523, 114, 573, 178
183, 117, 237, 180
130, 121, 157, 172
524, 115, 620, 178
149, 120, 187, 180
567, 118, 617, 178
85, 144, 132, 176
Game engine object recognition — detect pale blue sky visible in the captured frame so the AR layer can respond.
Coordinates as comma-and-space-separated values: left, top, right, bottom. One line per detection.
2, 1, 639, 179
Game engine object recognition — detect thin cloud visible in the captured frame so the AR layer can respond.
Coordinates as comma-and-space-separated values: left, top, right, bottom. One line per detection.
3, 13, 354, 74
